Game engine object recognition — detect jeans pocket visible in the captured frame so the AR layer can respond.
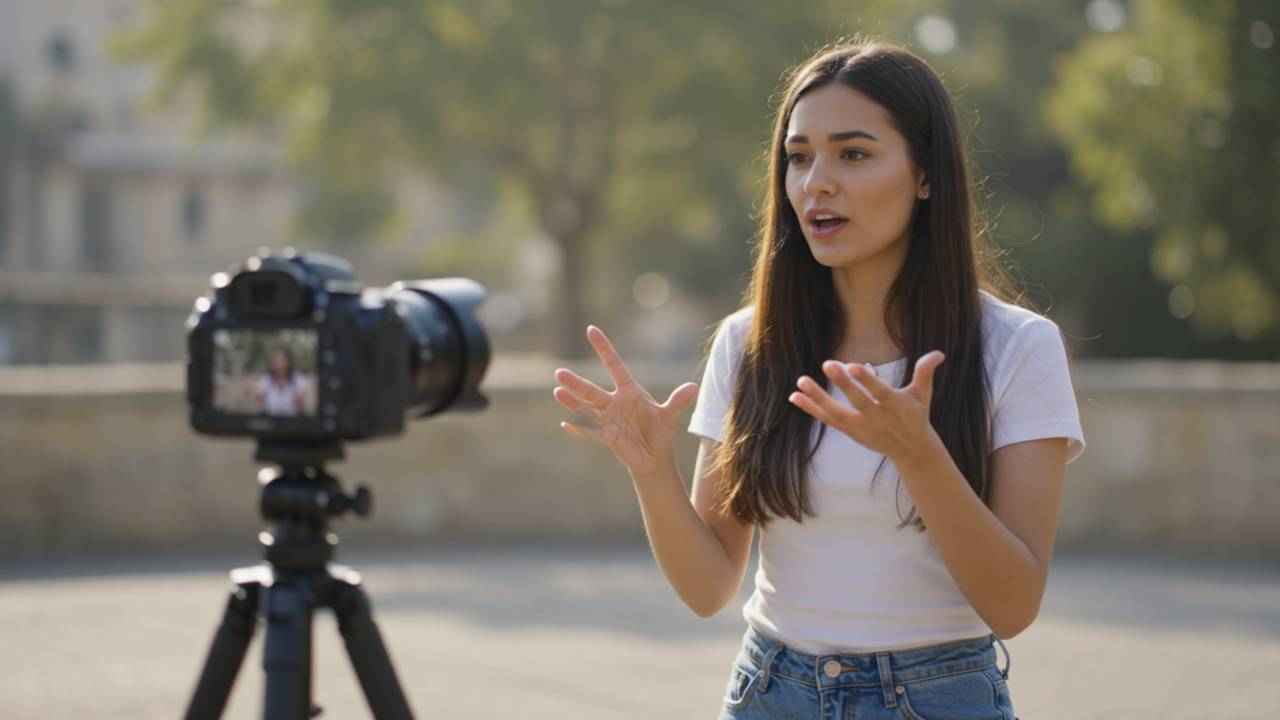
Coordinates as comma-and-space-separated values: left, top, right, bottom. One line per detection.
722, 661, 762, 710
895, 667, 1011, 720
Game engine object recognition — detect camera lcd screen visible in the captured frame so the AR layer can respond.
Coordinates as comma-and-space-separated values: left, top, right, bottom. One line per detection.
212, 329, 319, 417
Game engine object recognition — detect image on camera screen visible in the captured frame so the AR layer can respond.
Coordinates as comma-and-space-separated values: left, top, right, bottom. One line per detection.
212, 328, 319, 417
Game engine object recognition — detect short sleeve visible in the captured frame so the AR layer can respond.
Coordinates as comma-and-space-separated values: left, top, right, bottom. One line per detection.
990, 318, 1086, 465
687, 313, 746, 443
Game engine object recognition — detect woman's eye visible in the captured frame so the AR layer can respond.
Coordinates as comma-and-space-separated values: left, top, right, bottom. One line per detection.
786, 151, 809, 164
842, 149, 868, 161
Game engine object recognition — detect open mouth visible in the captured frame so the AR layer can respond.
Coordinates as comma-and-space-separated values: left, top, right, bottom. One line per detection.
808, 213, 849, 238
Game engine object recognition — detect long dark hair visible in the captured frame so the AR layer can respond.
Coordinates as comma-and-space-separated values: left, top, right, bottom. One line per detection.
711, 40, 1018, 530
269, 346, 295, 383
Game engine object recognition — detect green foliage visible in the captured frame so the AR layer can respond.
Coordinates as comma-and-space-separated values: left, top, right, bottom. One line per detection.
1045, 0, 1280, 345
113, 0, 1279, 359
115, 0, 895, 354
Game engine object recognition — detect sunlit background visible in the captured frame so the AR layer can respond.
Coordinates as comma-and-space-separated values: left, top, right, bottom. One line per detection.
0, 1, 1277, 718
1, 0, 1276, 363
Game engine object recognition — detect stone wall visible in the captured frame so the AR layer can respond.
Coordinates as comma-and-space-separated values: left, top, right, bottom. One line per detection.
1, 357, 1277, 559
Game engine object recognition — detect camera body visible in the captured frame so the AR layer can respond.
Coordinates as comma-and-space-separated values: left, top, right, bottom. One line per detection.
186, 248, 489, 441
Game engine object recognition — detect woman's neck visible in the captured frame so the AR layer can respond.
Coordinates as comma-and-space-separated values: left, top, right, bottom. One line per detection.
830, 257, 904, 365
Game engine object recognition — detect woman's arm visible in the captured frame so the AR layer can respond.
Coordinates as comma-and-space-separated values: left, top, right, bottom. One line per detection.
893, 433, 1067, 638
789, 353, 1069, 638
553, 325, 752, 618
629, 438, 756, 618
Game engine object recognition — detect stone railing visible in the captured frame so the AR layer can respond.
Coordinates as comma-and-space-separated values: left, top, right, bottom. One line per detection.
1, 357, 1276, 559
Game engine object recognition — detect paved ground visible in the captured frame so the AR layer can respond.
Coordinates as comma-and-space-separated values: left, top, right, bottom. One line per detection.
1, 543, 1278, 719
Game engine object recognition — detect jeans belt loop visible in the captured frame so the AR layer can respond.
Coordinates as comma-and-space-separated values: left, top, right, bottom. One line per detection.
757, 642, 782, 693
875, 652, 897, 709
994, 635, 1011, 680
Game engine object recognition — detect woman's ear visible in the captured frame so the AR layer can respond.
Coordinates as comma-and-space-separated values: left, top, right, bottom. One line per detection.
917, 175, 930, 200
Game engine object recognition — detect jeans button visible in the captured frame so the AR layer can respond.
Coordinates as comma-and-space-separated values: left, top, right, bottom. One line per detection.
823, 659, 841, 678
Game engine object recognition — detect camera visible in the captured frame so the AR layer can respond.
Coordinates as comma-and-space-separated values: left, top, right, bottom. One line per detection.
185, 248, 490, 441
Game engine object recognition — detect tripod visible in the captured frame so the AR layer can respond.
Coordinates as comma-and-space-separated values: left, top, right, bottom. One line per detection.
184, 442, 415, 720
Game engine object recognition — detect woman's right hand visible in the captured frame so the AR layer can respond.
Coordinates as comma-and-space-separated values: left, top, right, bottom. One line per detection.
553, 325, 700, 477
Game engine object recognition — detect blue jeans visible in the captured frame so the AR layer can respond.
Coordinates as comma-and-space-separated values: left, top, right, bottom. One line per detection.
719, 627, 1017, 719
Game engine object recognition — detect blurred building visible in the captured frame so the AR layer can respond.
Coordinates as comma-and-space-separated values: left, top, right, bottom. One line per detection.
0, 0, 302, 365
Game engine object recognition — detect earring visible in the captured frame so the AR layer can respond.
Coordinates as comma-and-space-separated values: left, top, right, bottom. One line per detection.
920, 190, 930, 199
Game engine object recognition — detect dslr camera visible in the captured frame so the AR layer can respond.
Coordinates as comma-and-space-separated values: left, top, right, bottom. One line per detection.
185, 248, 489, 441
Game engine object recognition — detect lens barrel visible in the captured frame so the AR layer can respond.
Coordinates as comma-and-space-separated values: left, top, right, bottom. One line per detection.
390, 279, 491, 418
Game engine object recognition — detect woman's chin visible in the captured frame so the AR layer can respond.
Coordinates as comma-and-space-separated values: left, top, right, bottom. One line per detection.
806, 241, 855, 267
807, 234, 906, 269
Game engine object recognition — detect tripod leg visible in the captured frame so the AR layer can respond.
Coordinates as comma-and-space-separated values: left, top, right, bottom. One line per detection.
185, 580, 260, 720
262, 577, 315, 720
331, 580, 415, 720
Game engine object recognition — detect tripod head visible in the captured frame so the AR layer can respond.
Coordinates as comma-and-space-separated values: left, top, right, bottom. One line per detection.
253, 440, 371, 570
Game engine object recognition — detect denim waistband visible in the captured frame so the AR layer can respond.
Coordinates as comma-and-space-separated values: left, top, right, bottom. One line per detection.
740, 625, 1009, 696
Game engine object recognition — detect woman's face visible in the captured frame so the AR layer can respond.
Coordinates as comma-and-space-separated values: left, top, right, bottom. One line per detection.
783, 83, 927, 270
270, 350, 289, 377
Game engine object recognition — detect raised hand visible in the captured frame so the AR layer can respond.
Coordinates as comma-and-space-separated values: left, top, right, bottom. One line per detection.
789, 351, 946, 465
553, 325, 699, 476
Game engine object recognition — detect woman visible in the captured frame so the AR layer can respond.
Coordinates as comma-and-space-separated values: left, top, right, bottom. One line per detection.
254, 345, 311, 417
553, 40, 1083, 719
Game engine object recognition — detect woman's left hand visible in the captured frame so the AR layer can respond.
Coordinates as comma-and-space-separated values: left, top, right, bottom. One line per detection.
789, 352, 946, 465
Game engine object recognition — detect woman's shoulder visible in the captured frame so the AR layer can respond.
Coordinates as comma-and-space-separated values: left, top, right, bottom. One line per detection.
712, 305, 756, 344
978, 289, 1074, 391
699, 306, 756, 372
978, 288, 1061, 346
725, 304, 756, 326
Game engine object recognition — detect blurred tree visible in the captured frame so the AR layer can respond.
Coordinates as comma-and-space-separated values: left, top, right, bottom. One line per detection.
116, 0, 845, 358
906, 0, 1215, 360
117, 1, 1273, 360
1045, 0, 1280, 351
910, 0, 1103, 328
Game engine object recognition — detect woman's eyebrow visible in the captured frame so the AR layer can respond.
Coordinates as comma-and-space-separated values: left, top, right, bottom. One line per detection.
786, 129, 880, 145
830, 129, 879, 142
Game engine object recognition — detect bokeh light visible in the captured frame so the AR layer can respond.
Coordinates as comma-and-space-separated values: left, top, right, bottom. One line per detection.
632, 272, 672, 309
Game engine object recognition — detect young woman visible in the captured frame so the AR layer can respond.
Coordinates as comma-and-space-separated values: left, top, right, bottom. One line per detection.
254, 346, 311, 417
553, 40, 1084, 719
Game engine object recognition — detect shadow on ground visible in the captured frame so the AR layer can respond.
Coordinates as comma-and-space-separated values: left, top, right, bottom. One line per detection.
3, 542, 1278, 642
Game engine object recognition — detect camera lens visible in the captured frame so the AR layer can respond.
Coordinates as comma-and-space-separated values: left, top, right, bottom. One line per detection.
389, 279, 490, 418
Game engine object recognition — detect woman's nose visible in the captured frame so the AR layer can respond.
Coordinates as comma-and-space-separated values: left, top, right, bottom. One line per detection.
802, 157, 837, 197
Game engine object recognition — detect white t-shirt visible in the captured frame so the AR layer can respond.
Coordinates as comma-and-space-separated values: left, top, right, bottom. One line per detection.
257, 372, 311, 416
687, 289, 1086, 653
